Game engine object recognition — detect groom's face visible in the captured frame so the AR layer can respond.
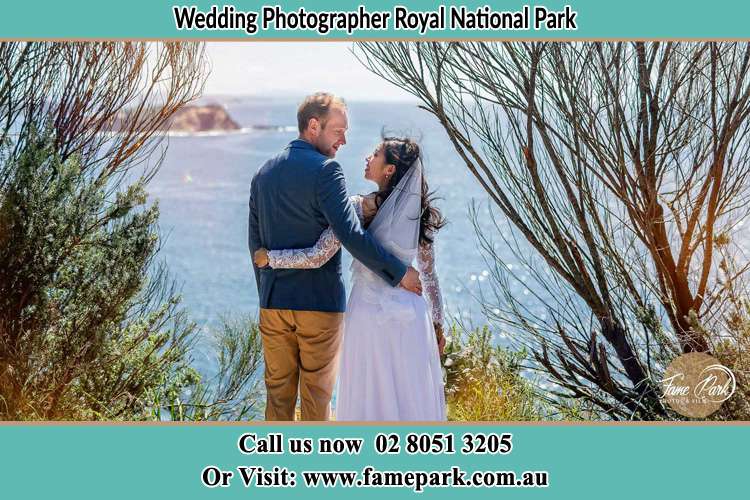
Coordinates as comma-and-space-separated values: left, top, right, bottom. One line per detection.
315, 106, 348, 158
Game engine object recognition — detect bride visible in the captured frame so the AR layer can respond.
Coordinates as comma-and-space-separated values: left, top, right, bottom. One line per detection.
254, 137, 447, 421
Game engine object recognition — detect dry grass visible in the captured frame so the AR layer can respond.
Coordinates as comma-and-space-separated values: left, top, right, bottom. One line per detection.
443, 326, 546, 421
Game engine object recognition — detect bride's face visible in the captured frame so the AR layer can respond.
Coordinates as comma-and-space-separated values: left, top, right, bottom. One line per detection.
364, 144, 395, 188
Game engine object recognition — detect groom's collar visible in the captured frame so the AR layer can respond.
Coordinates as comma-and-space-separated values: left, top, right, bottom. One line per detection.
287, 138, 316, 151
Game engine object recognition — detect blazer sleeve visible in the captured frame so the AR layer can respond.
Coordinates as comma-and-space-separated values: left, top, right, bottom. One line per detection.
248, 172, 261, 295
315, 160, 407, 286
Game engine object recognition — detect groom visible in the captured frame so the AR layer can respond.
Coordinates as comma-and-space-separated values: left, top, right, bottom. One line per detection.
248, 92, 422, 421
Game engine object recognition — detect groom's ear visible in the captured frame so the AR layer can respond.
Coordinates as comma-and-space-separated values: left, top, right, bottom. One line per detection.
307, 117, 320, 135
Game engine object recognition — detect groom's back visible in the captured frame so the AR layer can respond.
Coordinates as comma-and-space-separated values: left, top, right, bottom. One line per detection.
249, 139, 346, 312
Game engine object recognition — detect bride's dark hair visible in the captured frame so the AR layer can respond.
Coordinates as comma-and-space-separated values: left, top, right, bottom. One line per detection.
373, 136, 446, 246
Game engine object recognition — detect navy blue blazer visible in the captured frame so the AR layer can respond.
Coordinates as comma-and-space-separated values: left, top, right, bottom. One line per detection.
248, 139, 407, 313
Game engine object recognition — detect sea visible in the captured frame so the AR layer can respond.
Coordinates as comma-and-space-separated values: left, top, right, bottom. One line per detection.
149, 96, 522, 375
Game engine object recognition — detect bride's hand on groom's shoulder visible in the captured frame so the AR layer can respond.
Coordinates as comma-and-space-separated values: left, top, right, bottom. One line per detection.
253, 248, 269, 268
361, 193, 378, 222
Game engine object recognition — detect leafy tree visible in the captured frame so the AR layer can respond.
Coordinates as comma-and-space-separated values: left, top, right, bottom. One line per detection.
0, 42, 263, 420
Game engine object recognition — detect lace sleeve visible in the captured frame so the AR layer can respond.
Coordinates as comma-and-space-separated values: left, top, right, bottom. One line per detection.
267, 227, 340, 269
417, 242, 444, 327
266, 195, 363, 269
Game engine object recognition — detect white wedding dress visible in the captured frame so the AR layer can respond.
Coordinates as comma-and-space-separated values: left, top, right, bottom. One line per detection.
267, 161, 446, 421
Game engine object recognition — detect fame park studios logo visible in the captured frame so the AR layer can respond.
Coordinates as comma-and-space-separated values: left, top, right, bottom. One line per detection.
660, 352, 737, 418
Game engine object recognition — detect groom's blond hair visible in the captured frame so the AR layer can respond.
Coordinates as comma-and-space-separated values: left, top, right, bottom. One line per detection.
297, 92, 347, 133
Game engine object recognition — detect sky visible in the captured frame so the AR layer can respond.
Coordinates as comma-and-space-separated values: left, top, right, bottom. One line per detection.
203, 42, 415, 101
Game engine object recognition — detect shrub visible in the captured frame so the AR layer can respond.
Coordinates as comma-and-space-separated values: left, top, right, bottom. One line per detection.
153, 315, 265, 422
443, 325, 546, 421
0, 132, 199, 420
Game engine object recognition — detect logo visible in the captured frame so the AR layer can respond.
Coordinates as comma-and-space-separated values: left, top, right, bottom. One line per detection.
660, 352, 736, 418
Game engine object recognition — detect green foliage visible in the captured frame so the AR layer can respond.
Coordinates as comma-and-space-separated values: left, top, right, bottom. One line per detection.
443, 325, 546, 421
0, 131, 199, 420
707, 303, 750, 420
151, 315, 265, 422
443, 324, 613, 421
0, 42, 262, 421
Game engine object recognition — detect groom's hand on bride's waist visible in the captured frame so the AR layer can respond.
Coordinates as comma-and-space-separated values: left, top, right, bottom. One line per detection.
399, 266, 422, 295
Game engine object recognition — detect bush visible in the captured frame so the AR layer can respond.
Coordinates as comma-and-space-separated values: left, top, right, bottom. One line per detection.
152, 315, 265, 422
0, 133, 267, 421
443, 325, 546, 421
708, 302, 750, 420
0, 42, 265, 421
0, 132, 199, 420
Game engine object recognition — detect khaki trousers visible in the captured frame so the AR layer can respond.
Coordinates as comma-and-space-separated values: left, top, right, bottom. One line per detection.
259, 308, 344, 421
